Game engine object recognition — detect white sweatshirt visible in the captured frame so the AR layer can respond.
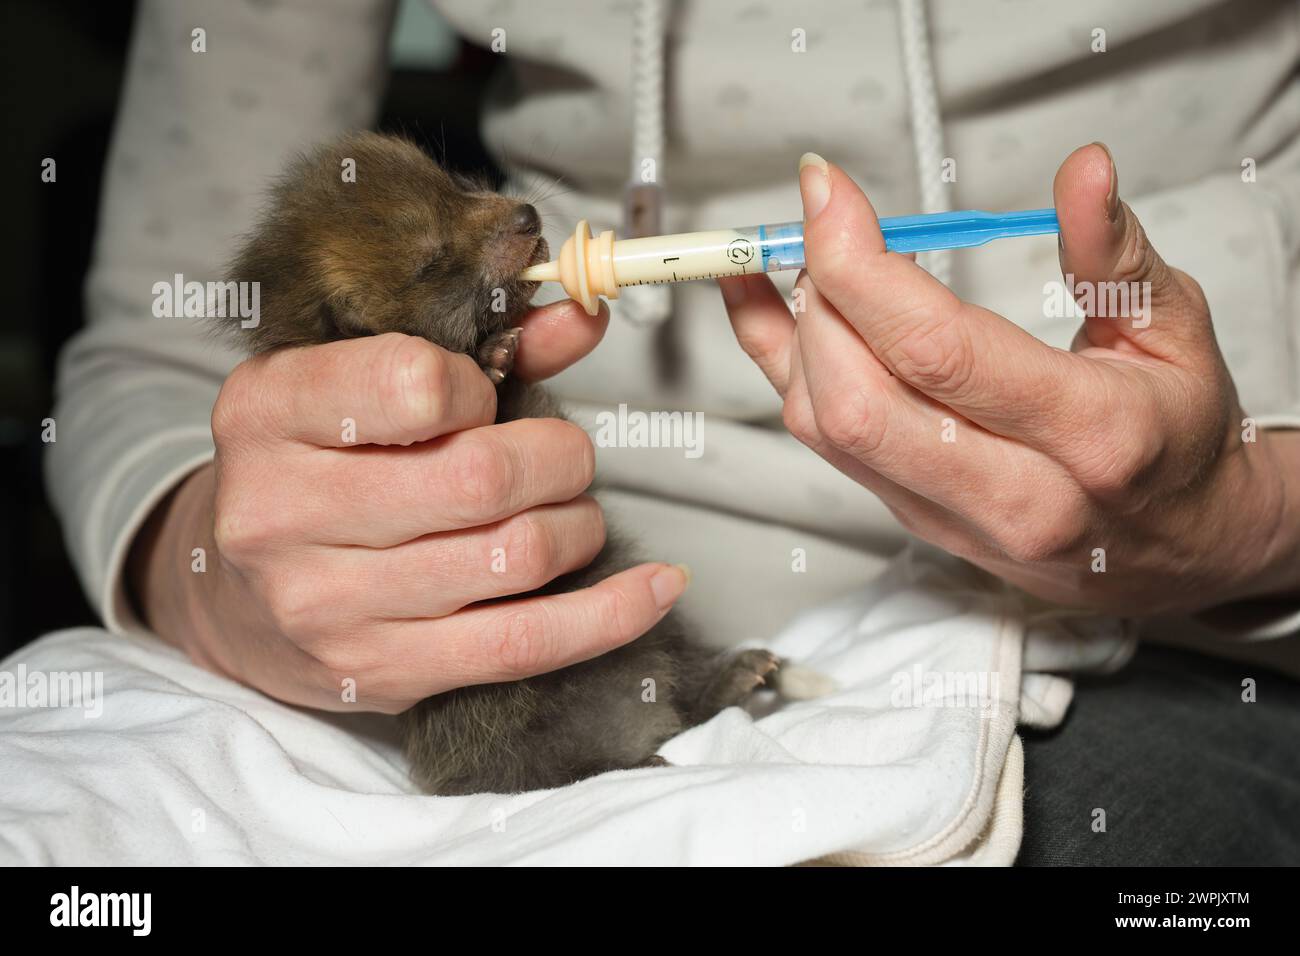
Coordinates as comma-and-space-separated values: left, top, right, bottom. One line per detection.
47, 0, 1300, 667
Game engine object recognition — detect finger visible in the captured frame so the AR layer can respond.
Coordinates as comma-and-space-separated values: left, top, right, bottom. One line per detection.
321, 496, 608, 620
1054, 142, 1207, 360
312, 417, 597, 546
782, 329, 902, 506
513, 299, 611, 381
782, 326, 959, 534
217, 332, 497, 449
785, 336, 1068, 573
797, 152, 1103, 457
792, 276, 1070, 545
384, 562, 690, 695
719, 273, 796, 395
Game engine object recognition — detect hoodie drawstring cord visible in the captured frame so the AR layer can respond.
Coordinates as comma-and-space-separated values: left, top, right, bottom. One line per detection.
896, 0, 953, 285
621, 0, 674, 326
622, 0, 952, 325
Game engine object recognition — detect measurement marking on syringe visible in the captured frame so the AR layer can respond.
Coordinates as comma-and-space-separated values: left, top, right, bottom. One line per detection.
626, 265, 754, 286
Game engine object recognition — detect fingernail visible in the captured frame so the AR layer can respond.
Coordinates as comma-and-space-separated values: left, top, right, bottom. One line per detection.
799, 152, 831, 221
718, 277, 748, 308
1092, 141, 1119, 223
650, 563, 690, 611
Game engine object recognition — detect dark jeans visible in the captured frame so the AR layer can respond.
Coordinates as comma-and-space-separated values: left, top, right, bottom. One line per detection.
1017, 644, 1300, 865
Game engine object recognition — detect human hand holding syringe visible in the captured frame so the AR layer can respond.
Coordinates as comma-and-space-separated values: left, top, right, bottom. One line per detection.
708, 146, 1300, 615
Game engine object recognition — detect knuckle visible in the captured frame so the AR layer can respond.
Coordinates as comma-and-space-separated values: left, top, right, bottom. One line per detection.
812, 239, 855, 291
212, 474, 304, 562
493, 609, 551, 675
503, 513, 557, 586
889, 318, 975, 399
1079, 448, 1143, 500
996, 508, 1087, 564
311, 639, 353, 677
1071, 424, 1161, 503
1111, 218, 1160, 289
565, 494, 608, 565
312, 637, 372, 681
582, 496, 608, 549
998, 529, 1057, 565
264, 574, 326, 638
210, 364, 259, 445
552, 419, 596, 488
598, 585, 638, 642
737, 323, 782, 363
449, 437, 513, 516
210, 505, 244, 561
382, 335, 452, 437
816, 386, 890, 460
212, 493, 270, 563
210, 394, 238, 447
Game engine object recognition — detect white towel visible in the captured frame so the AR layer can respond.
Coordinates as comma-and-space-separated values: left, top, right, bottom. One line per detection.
0, 546, 1132, 865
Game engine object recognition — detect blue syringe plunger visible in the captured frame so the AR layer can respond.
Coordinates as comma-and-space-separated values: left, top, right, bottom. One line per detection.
878, 207, 1060, 253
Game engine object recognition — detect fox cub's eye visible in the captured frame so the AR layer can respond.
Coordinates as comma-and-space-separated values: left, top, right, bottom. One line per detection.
417, 249, 455, 283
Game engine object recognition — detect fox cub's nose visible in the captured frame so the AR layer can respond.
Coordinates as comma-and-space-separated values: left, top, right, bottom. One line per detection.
509, 203, 542, 237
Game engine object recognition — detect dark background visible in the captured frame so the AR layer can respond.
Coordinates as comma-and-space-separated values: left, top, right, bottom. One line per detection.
0, 0, 502, 656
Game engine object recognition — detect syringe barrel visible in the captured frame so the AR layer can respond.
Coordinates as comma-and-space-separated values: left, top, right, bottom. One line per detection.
526, 208, 1062, 314
610, 221, 806, 286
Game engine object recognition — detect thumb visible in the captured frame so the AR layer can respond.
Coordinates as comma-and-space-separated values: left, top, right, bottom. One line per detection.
1054, 142, 1208, 359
